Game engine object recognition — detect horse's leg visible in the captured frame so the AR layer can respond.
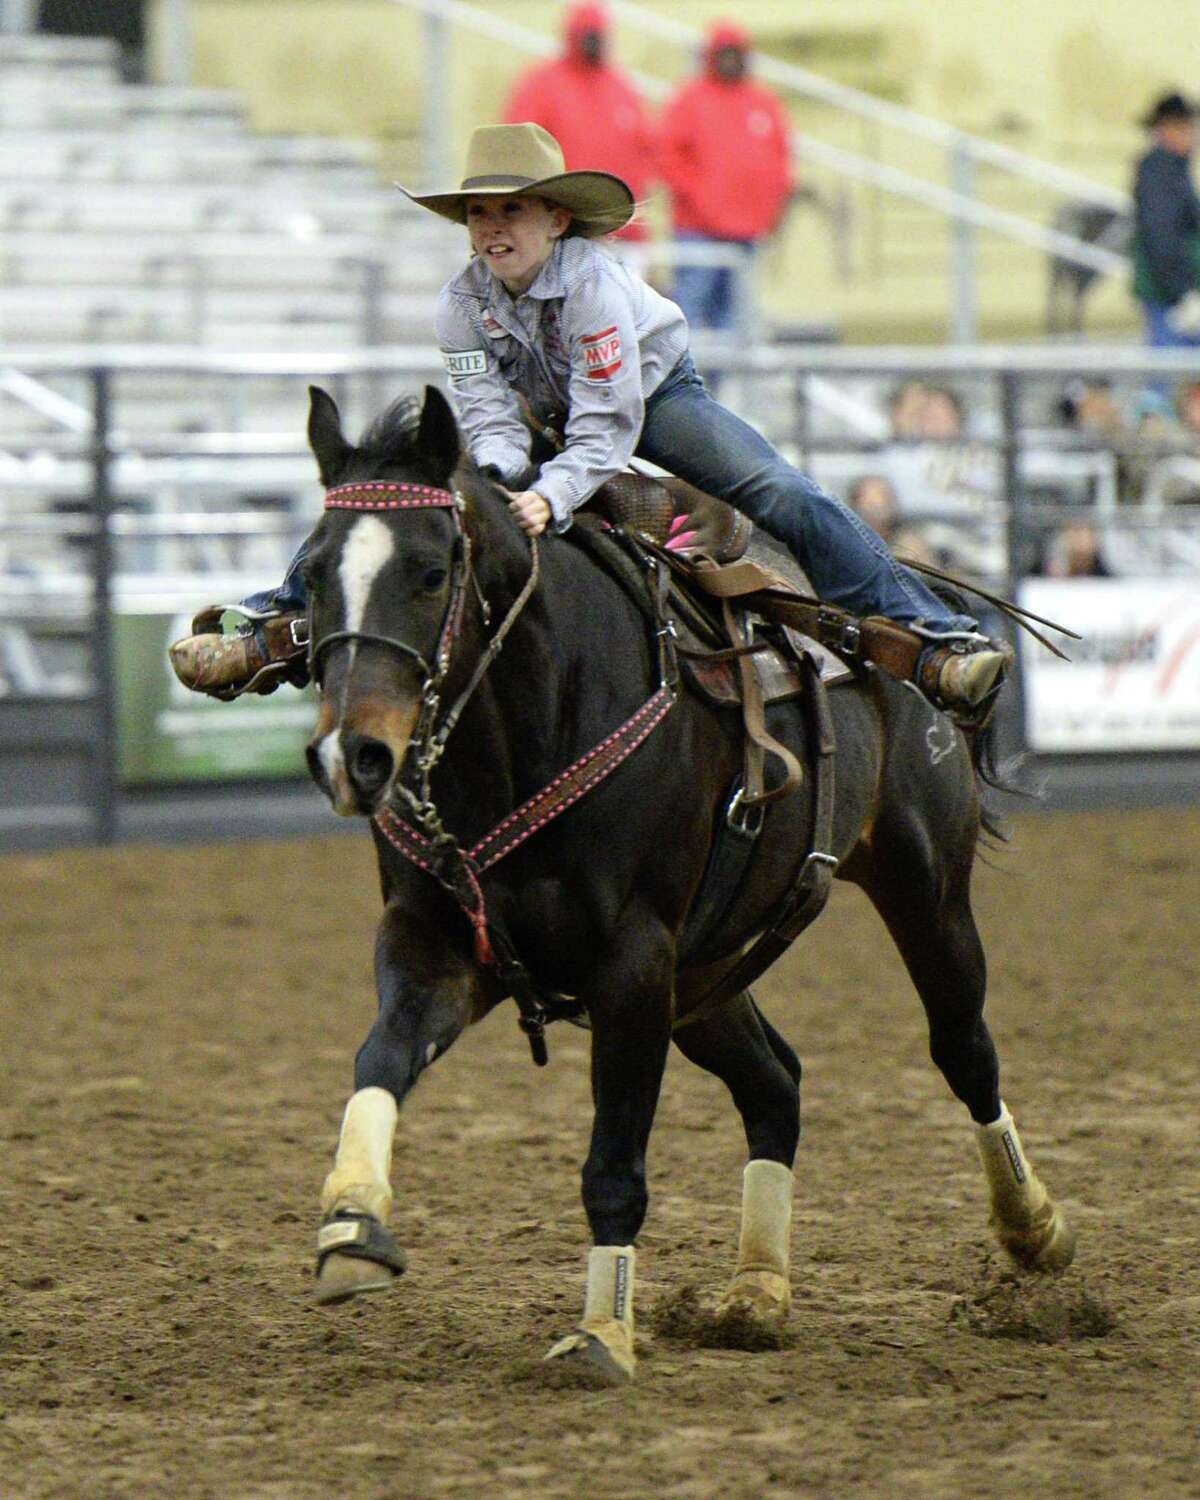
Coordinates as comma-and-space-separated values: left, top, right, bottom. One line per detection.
859, 803, 1076, 1273
314, 901, 475, 1304
672, 990, 800, 1328
544, 921, 675, 1384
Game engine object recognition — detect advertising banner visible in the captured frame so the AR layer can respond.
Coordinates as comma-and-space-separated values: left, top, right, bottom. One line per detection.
1018, 578, 1200, 753
116, 608, 315, 784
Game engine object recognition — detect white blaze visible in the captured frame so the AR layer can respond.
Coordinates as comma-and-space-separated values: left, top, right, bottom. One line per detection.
340, 514, 395, 639
312, 514, 396, 811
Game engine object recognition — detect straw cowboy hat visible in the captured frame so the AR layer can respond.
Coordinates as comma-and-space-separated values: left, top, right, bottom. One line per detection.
398, 122, 635, 237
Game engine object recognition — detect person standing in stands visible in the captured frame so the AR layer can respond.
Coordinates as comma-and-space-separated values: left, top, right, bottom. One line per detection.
503, 2, 656, 266
659, 19, 794, 334
1132, 91, 1200, 348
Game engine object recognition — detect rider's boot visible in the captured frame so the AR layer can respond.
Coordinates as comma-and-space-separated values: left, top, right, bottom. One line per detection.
169, 606, 309, 700
916, 634, 1014, 724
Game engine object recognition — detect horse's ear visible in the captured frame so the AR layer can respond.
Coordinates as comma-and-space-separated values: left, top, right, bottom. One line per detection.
307, 385, 352, 486
417, 385, 461, 479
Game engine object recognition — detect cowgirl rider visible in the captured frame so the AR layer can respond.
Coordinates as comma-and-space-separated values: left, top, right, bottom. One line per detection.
172, 123, 1009, 716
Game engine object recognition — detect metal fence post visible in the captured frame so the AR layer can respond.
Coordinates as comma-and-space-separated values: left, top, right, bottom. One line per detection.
950, 139, 979, 343
159, 0, 193, 85
0, 0, 37, 33
421, 4, 453, 191
90, 367, 119, 845
999, 369, 1029, 759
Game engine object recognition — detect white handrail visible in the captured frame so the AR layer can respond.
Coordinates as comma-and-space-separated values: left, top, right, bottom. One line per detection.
0, 367, 93, 431
799, 137, 1126, 275
610, 0, 1130, 213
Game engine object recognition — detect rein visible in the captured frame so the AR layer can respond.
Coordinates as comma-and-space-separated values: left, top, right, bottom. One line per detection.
311, 480, 679, 1066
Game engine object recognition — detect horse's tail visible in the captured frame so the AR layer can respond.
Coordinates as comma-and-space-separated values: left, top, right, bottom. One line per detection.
967, 704, 1043, 847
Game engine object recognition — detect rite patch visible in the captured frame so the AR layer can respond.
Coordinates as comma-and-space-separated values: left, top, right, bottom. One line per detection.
581, 325, 623, 381
441, 348, 487, 379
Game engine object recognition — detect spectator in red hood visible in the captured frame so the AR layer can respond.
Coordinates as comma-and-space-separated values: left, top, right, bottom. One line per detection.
503, 2, 656, 247
660, 19, 795, 332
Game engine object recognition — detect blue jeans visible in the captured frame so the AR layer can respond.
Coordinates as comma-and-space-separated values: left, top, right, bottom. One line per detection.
637, 357, 976, 632
672, 233, 752, 333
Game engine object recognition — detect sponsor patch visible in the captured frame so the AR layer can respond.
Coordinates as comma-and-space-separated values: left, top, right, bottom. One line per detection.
581, 324, 623, 381
441, 347, 487, 379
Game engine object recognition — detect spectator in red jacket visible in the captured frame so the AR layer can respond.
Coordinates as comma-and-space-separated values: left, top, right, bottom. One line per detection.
660, 19, 795, 332
503, 2, 656, 248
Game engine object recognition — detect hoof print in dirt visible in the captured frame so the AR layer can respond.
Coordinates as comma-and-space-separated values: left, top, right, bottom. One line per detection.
652, 1285, 795, 1352
951, 1270, 1117, 1345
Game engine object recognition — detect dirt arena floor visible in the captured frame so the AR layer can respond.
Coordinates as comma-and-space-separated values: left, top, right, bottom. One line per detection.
1, 804, 1197, 1499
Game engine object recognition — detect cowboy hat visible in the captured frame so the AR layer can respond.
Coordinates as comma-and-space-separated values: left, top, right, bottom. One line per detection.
1140, 91, 1196, 128
398, 122, 635, 237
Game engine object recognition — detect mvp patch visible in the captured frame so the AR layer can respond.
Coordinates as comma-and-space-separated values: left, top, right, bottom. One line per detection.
581, 325, 623, 381
441, 348, 487, 380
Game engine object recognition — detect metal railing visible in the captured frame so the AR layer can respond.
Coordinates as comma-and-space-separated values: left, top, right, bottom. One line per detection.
397, 0, 1132, 342
3, 344, 1200, 843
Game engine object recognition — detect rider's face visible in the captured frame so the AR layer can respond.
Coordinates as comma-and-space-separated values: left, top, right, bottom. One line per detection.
466, 195, 571, 295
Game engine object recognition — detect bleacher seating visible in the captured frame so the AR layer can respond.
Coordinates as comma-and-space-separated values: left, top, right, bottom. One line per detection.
0, 33, 457, 353
0, 33, 469, 692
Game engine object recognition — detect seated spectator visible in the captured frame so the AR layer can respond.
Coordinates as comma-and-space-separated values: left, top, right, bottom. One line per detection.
846, 474, 935, 566
881, 382, 1003, 582
886, 379, 930, 440
919, 383, 967, 439
1119, 388, 1186, 501
1175, 378, 1200, 439
1040, 522, 1112, 577
1057, 378, 1128, 443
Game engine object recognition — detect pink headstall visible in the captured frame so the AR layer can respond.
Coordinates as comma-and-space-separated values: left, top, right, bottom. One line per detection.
324, 481, 459, 512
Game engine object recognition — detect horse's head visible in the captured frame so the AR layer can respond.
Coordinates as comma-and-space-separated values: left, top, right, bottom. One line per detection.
303, 383, 470, 817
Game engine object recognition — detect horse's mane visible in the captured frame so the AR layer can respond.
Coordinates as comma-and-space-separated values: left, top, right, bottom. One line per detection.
356, 396, 423, 464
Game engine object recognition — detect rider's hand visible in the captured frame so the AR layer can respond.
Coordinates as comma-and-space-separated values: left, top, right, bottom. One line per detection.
504, 489, 552, 537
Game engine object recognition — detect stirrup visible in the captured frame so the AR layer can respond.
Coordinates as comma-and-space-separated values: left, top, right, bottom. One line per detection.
918, 639, 1013, 726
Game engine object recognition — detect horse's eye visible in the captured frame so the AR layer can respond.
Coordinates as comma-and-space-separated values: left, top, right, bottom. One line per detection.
422, 567, 448, 593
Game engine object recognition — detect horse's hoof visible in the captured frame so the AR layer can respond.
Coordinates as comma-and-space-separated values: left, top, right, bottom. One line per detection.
544, 1329, 634, 1385
313, 1211, 407, 1305
313, 1252, 402, 1305
995, 1202, 1077, 1273
717, 1270, 792, 1330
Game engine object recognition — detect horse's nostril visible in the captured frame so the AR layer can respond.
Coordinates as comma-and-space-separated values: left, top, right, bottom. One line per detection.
352, 738, 395, 794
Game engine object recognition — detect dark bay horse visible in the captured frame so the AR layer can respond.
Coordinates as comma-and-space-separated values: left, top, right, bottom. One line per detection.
301, 385, 1074, 1383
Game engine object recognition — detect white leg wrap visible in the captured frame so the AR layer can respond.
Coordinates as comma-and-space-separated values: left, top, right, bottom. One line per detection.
545, 1245, 636, 1378
720, 1159, 793, 1324
320, 1086, 398, 1223
736, 1159, 794, 1277
975, 1101, 1075, 1269
975, 1101, 1048, 1225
